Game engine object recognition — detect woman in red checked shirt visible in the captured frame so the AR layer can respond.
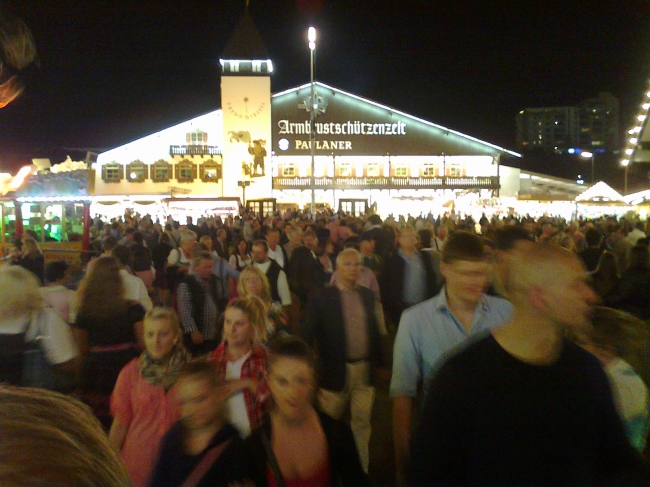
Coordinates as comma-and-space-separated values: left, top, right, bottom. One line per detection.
207, 295, 270, 437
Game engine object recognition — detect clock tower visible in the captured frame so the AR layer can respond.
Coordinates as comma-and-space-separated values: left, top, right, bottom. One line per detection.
220, 12, 273, 203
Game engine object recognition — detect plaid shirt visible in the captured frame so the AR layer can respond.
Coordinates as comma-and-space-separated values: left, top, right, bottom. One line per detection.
177, 277, 218, 340
207, 342, 270, 431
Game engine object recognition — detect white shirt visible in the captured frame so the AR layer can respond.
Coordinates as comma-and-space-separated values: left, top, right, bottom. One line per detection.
225, 351, 252, 438
253, 260, 292, 306
267, 245, 285, 269
119, 269, 153, 311
1, 309, 78, 365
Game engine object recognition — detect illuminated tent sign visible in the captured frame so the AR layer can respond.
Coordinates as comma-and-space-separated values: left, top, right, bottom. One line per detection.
272, 82, 520, 158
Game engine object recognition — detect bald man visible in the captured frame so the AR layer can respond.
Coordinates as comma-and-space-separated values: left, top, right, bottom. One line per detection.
410, 244, 649, 486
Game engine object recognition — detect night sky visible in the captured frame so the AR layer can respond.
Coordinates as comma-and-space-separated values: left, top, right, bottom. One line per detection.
1, 0, 650, 184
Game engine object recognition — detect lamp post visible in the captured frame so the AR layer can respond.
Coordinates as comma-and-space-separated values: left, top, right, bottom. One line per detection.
621, 159, 629, 195
238, 180, 251, 207
580, 151, 595, 184
308, 26, 316, 217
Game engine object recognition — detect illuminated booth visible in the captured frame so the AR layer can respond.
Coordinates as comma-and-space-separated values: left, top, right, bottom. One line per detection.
7, 169, 91, 264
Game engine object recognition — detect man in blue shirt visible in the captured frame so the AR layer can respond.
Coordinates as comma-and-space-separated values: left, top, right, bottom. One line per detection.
391, 231, 513, 480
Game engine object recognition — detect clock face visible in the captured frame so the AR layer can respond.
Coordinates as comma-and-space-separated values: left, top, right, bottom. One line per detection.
225, 96, 266, 120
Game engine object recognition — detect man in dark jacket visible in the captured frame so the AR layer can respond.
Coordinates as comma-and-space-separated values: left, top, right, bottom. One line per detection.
301, 248, 385, 473
380, 225, 443, 327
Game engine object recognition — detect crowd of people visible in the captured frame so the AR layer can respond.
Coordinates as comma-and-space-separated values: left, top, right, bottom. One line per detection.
1, 206, 650, 486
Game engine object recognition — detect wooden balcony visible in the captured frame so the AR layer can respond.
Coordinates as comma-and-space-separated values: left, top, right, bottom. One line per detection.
169, 145, 222, 157
272, 176, 499, 191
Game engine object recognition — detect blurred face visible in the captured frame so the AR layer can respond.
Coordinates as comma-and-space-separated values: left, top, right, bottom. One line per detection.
199, 237, 212, 251
269, 357, 315, 422
194, 258, 213, 280
223, 307, 254, 348
144, 318, 178, 361
544, 256, 598, 329
266, 231, 280, 248
399, 229, 417, 253
303, 235, 317, 250
242, 272, 264, 297
359, 239, 375, 255
252, 244, 269, 263
177, 377, 225, 431
441, 259, 490, 305
237, 240, 248, 254
337, 253, 362, 285
290, 231, 303, 246
181, 239, 196, 253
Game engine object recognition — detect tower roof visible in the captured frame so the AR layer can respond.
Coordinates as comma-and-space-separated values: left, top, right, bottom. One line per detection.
221, 12, 268, 60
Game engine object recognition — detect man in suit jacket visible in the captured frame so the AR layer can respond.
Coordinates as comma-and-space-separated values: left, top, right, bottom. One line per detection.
214, 227, 229, 259
380, 225, 443, 327
301, 248, 385, 473
288, 229, 326, 307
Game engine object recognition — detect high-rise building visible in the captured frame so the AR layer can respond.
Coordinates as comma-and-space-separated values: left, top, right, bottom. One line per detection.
516, 92, 619, 154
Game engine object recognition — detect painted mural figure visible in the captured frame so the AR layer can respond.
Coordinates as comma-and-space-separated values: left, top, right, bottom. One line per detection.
229, 130, 251, 144
248, 139, 266, 176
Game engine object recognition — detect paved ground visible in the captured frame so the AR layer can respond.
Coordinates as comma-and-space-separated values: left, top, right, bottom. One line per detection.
369, 372, 397, 486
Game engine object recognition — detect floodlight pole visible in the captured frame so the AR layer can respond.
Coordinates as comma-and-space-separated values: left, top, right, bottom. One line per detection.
309, 27, 316, 217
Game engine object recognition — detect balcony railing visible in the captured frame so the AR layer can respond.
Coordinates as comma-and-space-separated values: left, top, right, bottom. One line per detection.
272, 176, 499, 191
169, 145, 222, 157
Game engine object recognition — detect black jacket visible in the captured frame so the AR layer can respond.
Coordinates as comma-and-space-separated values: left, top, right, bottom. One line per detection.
380, 248, 443, 327
301, 285, 383, 392
234, 412, 369, 487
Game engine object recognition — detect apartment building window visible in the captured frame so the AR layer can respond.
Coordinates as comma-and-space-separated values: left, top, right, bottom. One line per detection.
187, 131, 207, 144
394, 164, 408, 177
102, 162, 123, 183
366, 162, 381, 177
126, 160, 147, 183
152, 160, 171, 182
200, 159, 221, 182
338, 162, 352, 177
282, 163, 296, 177
175, 159, 197, 182
448, 163, 462, 177
422, 162, 436, 177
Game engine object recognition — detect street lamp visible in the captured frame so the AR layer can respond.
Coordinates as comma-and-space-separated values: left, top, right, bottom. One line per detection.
580, 151, 594, 184
308, 26, 316, 216
621, 159, 630, 195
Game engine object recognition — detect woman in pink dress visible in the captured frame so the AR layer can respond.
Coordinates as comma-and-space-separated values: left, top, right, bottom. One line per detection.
109, 307, 190, 487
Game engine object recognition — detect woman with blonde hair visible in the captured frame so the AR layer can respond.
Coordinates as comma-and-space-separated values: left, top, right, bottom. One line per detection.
238, 266, 289, 339
109, 307, 190, 487
73, 256, 145, 428
11, 236, 45, 284
0, 386, 130, 487
208, 295, 270, 437
567, 306, 650, 452
0, 266, 77, 389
